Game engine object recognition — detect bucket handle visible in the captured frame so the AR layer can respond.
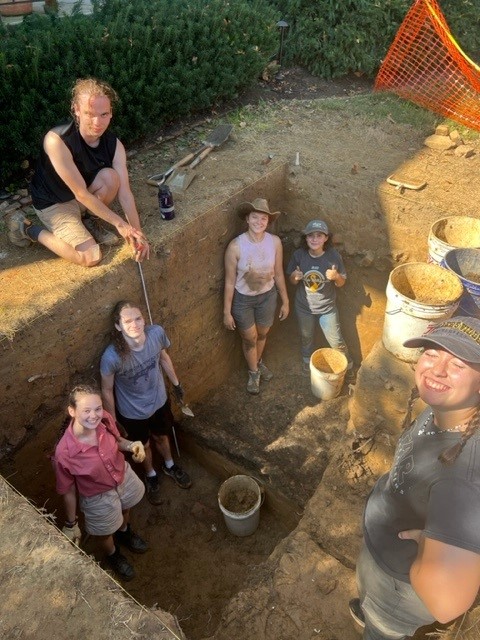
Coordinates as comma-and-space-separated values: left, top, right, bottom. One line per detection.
250, 476, 266, 506
385, 308, 402, 316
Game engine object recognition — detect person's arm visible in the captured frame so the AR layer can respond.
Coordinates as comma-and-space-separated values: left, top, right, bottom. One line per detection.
223, 239, 239, 330
43, 131, 148, 257
62, 485, 77, 524
159, 349, 180, 386
100, 372, 117, 422
273, 236, 289, 320
112, 140, 149, 261
399, 530, 480, 623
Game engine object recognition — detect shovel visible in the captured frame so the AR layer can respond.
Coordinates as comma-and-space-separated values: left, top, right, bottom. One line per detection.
165, 123, 234, 193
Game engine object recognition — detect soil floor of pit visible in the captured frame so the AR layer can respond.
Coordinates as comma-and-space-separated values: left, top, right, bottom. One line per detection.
2, 67, 480, 640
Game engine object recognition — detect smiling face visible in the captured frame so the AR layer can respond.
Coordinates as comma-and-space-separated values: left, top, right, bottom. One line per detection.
115, 306, 145, 341
415, 347, 480, 412
74, 93, 112, 141
68, 392, 103, 431
246, 211, 270, 234
306, 231, 328, 254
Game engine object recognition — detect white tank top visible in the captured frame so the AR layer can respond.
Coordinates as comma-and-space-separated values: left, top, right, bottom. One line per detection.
235, 232, 276, 296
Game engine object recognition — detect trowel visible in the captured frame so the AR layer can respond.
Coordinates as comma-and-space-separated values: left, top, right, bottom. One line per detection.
180, 400, 194, 417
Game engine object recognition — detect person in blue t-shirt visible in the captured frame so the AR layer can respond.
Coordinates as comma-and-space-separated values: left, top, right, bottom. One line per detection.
286, 219, 353, 376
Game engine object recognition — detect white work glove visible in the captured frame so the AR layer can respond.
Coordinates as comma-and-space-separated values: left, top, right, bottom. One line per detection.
62, 523, 82, 545
129, 441, 146, 463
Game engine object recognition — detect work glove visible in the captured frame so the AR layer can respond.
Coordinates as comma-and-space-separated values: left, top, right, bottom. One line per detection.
62, 523, 82, 545
129, 440, 146, 463
173, 383, 184, 403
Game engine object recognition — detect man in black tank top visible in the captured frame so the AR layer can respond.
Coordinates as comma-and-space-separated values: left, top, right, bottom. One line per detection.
5, 78, 149, 267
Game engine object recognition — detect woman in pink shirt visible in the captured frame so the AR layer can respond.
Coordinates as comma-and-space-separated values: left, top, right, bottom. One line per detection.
223, 198, 289, 395
53, 383, 147, 580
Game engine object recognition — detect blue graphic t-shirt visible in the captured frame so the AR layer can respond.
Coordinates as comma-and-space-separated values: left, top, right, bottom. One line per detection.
100, 325, 170, 420
287, 247, 346, 314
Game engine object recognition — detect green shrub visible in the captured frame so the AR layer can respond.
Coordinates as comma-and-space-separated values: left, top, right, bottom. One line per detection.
0, 0, 278, 184
270, 0, 480, 79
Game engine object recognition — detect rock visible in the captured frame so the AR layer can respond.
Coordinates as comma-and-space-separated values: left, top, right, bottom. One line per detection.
424, 134, 456, 151
17, 188, 29, 197
435, 124, 450, 136
4, 202, 21, 214
391, 250, 409, 263
449, 129, 463, 145
20, 197, 32, 206
454, 145, 475, 158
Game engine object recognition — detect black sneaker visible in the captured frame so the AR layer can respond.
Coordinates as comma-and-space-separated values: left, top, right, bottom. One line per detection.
162, 463, 192, 489
106, 547, 135, 581
83, 214, 120, 246
145, 474, 163, 505
114, 524, 148, 554
349, 598, 365, 630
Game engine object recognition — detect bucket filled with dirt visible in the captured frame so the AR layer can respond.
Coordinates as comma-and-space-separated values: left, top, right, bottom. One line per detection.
310, 348, 348, 400
443, 248, 480, 317
218, 475, 262, 537
428, 216, 480, 264
383, 262, 463, 362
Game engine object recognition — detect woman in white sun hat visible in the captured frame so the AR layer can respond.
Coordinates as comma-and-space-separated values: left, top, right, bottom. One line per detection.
223, 198, 289, 395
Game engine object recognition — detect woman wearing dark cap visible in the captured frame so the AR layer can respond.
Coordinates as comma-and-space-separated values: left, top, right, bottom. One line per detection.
223, 198, 289, 394
350, 317, 480, 639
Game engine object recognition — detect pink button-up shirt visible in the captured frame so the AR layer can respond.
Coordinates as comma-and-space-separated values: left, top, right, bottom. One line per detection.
54, 411, 126, 497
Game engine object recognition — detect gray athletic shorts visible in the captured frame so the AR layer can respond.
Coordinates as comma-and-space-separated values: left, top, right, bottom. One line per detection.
79, 462, 145, 536
232, 286, 278, 331
35, 199, 92, 248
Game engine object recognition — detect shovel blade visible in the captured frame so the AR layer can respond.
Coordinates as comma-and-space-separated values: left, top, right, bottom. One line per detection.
181, 404, 195, 417
166, 167, 197, 193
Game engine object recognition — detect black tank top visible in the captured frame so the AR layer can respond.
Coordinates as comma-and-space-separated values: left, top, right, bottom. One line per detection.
31, 121, 117, 209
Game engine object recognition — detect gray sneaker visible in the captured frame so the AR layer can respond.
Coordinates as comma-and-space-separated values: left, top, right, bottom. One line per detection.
257, 360, 273, 381
5, 211, 32, 248
247, 370, 260, 395
83, 215, 120, 246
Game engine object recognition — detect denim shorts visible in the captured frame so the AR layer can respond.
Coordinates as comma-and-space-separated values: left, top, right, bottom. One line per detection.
231, 286, 278, 331
79, 462, 145, 536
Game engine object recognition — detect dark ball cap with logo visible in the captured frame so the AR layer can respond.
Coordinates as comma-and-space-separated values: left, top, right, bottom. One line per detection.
403, 316, 480, 364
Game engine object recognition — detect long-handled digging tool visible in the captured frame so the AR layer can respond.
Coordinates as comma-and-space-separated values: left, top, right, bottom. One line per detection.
166, 123, 233, 193
146, 124, 233, 193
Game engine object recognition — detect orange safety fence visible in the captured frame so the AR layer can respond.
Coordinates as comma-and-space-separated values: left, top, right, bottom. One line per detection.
374, 0, 480, 132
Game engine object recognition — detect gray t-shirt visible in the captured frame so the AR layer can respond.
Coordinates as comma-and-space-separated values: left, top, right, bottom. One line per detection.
100, 325, 170, 420
286, 247, 346, 315
364, 407, 480, 581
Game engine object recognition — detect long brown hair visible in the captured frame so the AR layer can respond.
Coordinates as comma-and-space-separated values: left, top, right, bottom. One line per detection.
110, 300, 141, 360
402, 386, 480, 465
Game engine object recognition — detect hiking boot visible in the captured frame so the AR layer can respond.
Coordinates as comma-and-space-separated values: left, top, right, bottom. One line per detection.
162, 463, 192, 489
114, 524, 148, 554
83, 215, 120, 246
5, 211, 32, 248
257, 360, 273, 381
345, 366, 357, 385
106, 547, 135, 581
349, 598, 365, 631
247, 370, 260, 395
145, 474, 163, 505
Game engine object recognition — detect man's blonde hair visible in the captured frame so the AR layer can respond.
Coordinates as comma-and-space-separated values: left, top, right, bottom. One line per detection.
71, 78, 119, 117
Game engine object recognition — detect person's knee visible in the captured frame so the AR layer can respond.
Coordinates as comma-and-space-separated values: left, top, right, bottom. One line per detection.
78, 243, 102, 267
91, 168, 120, 202
242, 336, 257, 351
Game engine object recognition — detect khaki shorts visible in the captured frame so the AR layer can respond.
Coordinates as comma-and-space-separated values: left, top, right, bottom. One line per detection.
35, 199, 93, 248
79, 462, 145, 536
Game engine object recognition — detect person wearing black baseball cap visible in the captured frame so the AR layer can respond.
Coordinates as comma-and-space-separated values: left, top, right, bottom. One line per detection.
351, 316, 480, 639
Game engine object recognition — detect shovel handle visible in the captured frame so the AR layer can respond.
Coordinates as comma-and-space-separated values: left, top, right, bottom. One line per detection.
189, 145, 214, 169
146, 148, 204, 186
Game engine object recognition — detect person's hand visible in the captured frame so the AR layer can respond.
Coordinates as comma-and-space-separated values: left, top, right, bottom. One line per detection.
173, 383, 184, 403
326, 265, 338, 281
398, 529, 424, 544
116, 223, 150, 261
279, 301, 289, 321
62, 523, 81, 545
223, 312, 236, 331
133, 236, 150, 263
292, 265, 303, 282
129, 441, 146, 463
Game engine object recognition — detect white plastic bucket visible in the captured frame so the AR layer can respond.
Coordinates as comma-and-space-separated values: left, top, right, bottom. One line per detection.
442, 248, 480, 318
310, 348, 348, 400
428, 216, 480, 264
382, 262, 463, 362
218, 475, 262, 537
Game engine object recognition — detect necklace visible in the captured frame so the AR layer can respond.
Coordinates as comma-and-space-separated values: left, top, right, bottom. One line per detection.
417, 411, 468, 436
